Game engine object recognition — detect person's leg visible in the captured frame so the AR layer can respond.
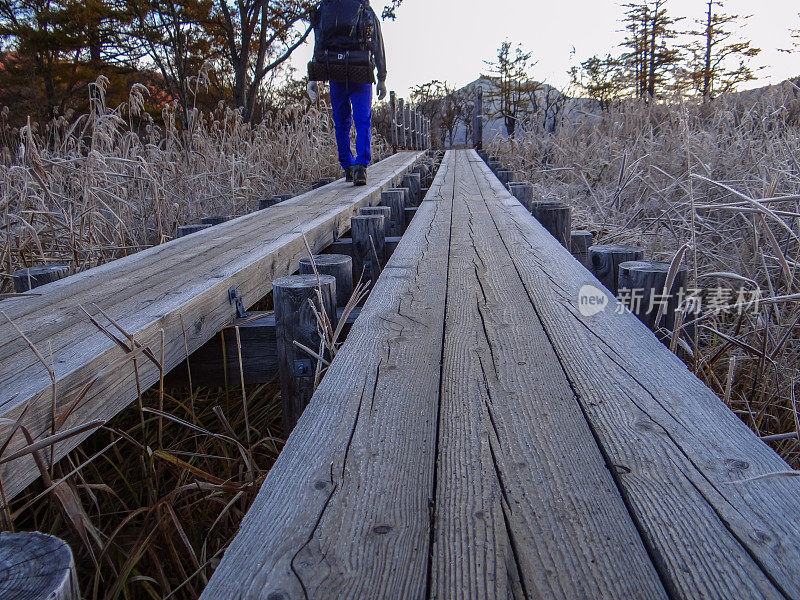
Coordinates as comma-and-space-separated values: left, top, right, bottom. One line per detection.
350, 82, 373, 166
329, 81, 354, 171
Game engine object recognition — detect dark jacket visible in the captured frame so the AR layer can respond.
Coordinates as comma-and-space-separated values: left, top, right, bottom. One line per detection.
368, 6, 387, 83
311, 1, 387, 82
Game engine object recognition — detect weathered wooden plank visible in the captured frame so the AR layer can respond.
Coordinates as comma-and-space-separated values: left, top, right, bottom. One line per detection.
200, 152, 456, 599
0, 152, 423, 502
470, 149, 800, 599
430, 151, 665, 598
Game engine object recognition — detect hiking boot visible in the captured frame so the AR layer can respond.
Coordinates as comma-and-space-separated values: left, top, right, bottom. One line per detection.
353, 164, 367, 186
345, 166, 354, 182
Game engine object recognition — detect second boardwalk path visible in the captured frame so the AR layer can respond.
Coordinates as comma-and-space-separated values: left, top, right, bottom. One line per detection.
203, 150, 800, 599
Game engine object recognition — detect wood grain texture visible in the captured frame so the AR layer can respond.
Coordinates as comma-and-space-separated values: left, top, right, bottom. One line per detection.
201, 151, 456, 600
0, 531, 79, 600
430, 151, 665, 599
0, 151, 423, 502
470, 149, 800, 599
274, 274, 337, 433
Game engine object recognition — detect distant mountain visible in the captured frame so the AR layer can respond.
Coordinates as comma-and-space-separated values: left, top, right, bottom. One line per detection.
440, 75, 800, 147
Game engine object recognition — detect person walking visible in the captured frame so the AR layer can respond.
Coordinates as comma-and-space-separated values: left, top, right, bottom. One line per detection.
306, 0, 387, 186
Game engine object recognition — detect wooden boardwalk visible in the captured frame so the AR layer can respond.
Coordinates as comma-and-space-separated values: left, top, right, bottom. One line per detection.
0, 151, 421, 502
203, 150, 800, 599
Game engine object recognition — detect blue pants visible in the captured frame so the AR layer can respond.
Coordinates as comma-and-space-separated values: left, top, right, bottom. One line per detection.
329, 81, 372, 170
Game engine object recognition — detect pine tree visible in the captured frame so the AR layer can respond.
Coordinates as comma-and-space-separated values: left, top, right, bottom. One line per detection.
684, 0, 761, 99
485, 41, 536, 137
620, 0, 682, 100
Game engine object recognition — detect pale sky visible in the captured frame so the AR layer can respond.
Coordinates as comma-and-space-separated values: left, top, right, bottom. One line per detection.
288, 1, 800, 98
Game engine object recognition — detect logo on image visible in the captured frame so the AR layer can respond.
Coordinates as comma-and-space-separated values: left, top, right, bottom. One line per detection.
577, 284, 608, 317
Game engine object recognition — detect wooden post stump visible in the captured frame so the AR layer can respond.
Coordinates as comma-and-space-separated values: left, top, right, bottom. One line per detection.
473, 87, 483, 150
299, 254, 353, 307
13, 265, 69, 293
201, 216, 230, 226
402, 172, 422, 206
571, 230, 594, 268
496, 170, 517, 188
529, 201, 572, 249
589, 244, 645, 294
0, 531, 79, 600
351, 214, 385, 284
177, 224, 212, 238
509, 182, 534, 210
312, 177, 336, 190
487, 160, 501, 174
259, 194, 292, 210
381, 190, 405, 236
359, 206, 393, 239
273, 274, 337, 433
390, 91, 398, 152
404, 206, 418, 226
618, 260, 689, 333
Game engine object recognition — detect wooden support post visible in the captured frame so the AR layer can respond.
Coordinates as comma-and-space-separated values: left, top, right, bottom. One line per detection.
487, 159, 501, 174
258, 194, 290, 210
416, 112, 422, 150
427, 118, 432, 149
312, 177, 336, 190
177, 224, 212, 237
0, 531, 79, 600
323, 238, 353, 256
618, 260, 689, 333
404, 104, 412, 149
299, 254, 353, 308
473, 86, 483, 150
570, 230, 594, 268
360, 206, 393, 239
402, 172, 422, 206
404, 206, 417, 226
496, 170, 517, 188
351, 214, 385, 284
398, 98, 406, 150
589, 244, 645, 295
529, 201, 572, 249
201, 216, 230, 226
390, 91, 398, 153
165, 311, 279, 388
410, 109, 417, 149
273, 274, 337, 433
380, 189, 406, 236
508, 182, 534, 211
12, 265, 69, 293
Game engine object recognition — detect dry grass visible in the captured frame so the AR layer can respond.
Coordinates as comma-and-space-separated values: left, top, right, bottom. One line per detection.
0, 77, 350, 292
489, 79, 800, 465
